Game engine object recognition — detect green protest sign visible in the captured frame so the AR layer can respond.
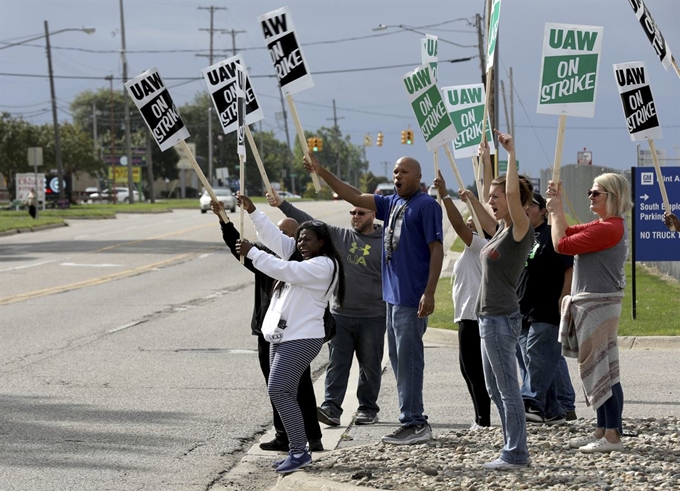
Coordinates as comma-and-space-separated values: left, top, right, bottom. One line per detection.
498, 159, 519, 173
442, 83, 496, 159
402, 64, 458, 152
486, 0, 502, 72
537, 23, 604, 118
421, 34, 438, 83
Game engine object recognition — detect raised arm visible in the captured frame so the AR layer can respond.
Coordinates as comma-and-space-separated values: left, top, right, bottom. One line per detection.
546, 180, 569, 253
433, 170, 473, 246
303, 151, 376, 211
458, 189, 498, 238
496, 130, 530, 242
237, 193, 296, 260
479, 141, 494, 205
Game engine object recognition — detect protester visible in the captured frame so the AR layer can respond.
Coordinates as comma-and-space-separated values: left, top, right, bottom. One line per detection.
517, 192, 575, 426
663, 211, 679, 232
26, 188, 37, 219
432, 170, 491, 430
547, 173, 632, 453
210, 200, 324, 453
234, 193, 345, 473
476, 130, 533, 470
267, 190, 385, 427
303, 151, 443, 445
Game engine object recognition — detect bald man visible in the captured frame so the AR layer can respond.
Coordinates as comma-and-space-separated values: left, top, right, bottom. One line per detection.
210, 201, 323, 453
303, 154, 443, 445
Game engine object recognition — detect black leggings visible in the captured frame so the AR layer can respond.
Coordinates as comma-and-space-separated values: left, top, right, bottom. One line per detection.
458, 319, 491, 427
257, 334, 321, 442
269, 337, 324, 453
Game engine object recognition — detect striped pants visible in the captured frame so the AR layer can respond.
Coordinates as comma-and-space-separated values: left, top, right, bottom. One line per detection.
269, 337, 324, 453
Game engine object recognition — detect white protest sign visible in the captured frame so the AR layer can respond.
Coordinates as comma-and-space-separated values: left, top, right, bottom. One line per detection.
537, 23, 604, 118
402, 64, 458, 152
15, 173, 45, 202
628, 0, 673, 71
486, 0, 502, 72
421, 34, 438, 83
235, 64, 246, 158
259, 7, 314, 96
125, 68, 189, 151
614, 61, 662, 141
201, 54, 264, 135
442, 84, 496, 159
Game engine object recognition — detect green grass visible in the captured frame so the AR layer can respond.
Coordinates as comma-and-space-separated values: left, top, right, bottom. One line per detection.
430, 262, 680, 336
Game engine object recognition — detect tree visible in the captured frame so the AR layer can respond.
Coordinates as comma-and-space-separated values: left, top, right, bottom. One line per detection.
0, 113, 38, 199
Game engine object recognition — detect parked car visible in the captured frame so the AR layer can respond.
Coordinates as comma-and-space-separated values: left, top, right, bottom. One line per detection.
278, 191, 301, 199
428, 185, 438, 198
200, 187, 236, 213
87, 187, 140, 203
374, 183, 395, 196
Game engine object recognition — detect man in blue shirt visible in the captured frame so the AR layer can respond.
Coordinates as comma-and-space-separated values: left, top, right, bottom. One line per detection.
303, 152, 444, 444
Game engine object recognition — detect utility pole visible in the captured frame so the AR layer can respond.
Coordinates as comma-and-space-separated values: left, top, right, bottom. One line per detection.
105, 75, 115, 201
229, 28, 246, 56
279, 91, 296, 195
92, 102, 98, 157
475, 14, 486, 85
500, 80, 510, 134
198, 6, 226, 65
327, 99, 345, 179
44, 21, 65, 203
509, 67, 515, 139
119, 0, 134, 203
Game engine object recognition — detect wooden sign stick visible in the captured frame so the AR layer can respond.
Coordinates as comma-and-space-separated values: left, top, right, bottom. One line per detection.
672, 55, 680, 79
286, 94, 321, 192
245, 126, 273, 196
443, 145, 484, 235
239, 153, 246, 263
551, 114, 567, 184
648, 139, 675, 231
179, 140, 228, 223
433, 148, 441, 203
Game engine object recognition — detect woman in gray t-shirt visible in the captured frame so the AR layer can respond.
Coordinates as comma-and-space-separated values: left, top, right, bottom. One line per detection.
476, 131, 534, 470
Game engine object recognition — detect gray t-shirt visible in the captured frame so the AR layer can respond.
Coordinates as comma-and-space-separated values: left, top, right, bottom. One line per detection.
476, 222, 535, 316
572, 221, 628, 295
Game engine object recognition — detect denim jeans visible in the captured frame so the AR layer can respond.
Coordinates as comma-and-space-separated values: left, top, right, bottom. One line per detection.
596, 382, 624, 435
386, 303, 428, 426
321, 314, 386, 417
517, 322, 565, 419
554, 356, 576, 413
479, 312, 529, 465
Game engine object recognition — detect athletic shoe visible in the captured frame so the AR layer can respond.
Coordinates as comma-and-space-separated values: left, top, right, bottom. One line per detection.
482, 458, 528, 470
354, 411, 379, 425
317, 406, 340, 426
566, 410, 577, 421
525, 406, 545, 423
578, 438, 625, 453
259, 437, 288, 452
469, 423, 487, 431
381, 423, 432, 445
271, 457, 287, 469
275, 450, 313, 473
544, 415, 567, 426
308, 439, 324, 452
568, 436, 599, 449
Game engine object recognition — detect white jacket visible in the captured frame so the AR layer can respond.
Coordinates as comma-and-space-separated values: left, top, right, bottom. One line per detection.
247, 209, 337, 343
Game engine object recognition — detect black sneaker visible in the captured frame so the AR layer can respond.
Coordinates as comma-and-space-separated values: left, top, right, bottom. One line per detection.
544, 415, 567, 425
566, 410, 577, 421
259, 437, 289, 452
525, 406, 545, 423
381, 423, 432, 445
308, 439, 324, 452
354, 411, 379, 425
317, 406, 340, 426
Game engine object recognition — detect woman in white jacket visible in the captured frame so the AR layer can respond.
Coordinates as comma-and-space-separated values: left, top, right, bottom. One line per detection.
236, 194, 345, 474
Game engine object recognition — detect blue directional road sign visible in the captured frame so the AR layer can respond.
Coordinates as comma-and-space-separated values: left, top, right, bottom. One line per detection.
633, 166, 680, 261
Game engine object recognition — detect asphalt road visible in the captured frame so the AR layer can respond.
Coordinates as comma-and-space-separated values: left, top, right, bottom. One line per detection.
0, 200, 358, 491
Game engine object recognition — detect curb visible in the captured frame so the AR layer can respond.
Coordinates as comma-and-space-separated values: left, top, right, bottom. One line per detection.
273, 471, 365, 491
0, 222, 68, 237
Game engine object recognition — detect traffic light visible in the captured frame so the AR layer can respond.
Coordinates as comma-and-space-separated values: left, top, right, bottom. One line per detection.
406, 130, 414, 145
312, 137, 323, 152
307, 137, 315, 151
377, 132, 383, 147
400, 130, 407, 144
364, 134, 372, 147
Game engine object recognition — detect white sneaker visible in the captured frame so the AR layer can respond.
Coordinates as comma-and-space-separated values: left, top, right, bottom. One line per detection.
482, 458, 528, 470
578, 438, 624, 453
568, 436, 599, 449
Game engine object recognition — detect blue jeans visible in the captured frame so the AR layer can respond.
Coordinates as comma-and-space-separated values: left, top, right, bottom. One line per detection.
596, 382, 624, 435
479, 313, 529, 465
321, 314, 386, 417
554, 356, 576, 413
386, 303, 427, 426
517, 322, 565, 419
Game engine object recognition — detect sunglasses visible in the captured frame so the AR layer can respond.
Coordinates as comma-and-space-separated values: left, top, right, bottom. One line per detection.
587, 190, 608, 198
349, 210, 367, 216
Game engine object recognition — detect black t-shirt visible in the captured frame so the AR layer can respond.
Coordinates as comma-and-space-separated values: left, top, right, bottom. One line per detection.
517, 222, 573, 326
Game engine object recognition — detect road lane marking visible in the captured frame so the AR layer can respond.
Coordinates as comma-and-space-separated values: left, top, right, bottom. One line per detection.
0, 260, 58, 273
61, 263, 122, 267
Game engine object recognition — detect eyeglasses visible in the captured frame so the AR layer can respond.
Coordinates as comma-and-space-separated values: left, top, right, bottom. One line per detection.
349, 210, 367, 216
587, 190, 608, 198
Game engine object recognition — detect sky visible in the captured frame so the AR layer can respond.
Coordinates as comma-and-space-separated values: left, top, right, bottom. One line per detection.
1, 0, 679, 192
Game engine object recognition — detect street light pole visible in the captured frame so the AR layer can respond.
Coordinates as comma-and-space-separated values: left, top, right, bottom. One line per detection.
44, 20, 65, 203
120, 0, 134, 203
